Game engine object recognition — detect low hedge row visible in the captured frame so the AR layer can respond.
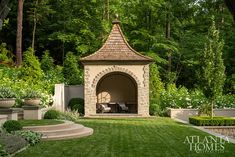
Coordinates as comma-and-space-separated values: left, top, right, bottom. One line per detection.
189, 116, 235, 126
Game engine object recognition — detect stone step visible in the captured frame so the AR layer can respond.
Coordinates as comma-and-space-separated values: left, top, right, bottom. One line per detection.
23, 120, 74, 131
23, 120, 93, 140
38, 124, 85, 136
42, 127, 93, 141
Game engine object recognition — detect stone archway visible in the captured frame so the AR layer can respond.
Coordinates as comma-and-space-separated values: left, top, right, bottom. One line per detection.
96, 72, 138, 113
91, 66, 141, 89
83, 65, 150, 116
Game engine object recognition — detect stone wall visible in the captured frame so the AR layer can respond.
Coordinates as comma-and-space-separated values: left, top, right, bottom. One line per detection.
84, 64, 150, 117
0, 115, 7, 125
169, 108, 235, 122
204, 126, 235, 138
64, 85, 84, 107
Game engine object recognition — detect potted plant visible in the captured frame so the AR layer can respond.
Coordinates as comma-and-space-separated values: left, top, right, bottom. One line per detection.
22, 89, 41, 106
0, 87, 16, 108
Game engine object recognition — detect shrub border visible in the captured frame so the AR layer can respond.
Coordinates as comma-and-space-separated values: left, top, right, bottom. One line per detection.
189, 116, 235, 126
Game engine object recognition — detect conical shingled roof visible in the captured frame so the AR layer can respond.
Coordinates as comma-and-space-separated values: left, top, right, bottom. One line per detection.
80, 20, 153, 62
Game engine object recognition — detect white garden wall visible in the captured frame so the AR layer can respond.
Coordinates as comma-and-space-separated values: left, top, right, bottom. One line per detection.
53, 84, 84, 111
169, 108, 235, 122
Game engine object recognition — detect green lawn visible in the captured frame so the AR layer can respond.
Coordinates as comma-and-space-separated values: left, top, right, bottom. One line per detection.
19, 119, 64, 127
16, 117, 235, 157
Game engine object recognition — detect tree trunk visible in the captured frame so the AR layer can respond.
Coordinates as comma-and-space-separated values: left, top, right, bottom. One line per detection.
16, 0, 23, 67
165, 13, 172, 77
211, 100, 214, 119
32, 0, 38, 50
165, 13, 170, 39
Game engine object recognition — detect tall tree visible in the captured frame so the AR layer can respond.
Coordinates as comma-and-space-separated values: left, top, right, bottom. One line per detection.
28, 0, 53, 50
201, 18, 225, 118
16, 0, 23, 67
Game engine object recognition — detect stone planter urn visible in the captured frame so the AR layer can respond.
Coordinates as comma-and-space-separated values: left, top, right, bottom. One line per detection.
24, 98, 41, 106
0, 98, 16, 108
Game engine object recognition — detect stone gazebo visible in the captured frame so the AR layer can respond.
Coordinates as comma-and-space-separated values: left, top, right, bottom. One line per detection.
81, 19, 153, 117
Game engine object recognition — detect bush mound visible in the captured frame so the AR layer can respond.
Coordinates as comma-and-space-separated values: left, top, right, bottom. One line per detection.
189, 116, 235, 126
3, 120, 22, 133
14, 130, 42, 146
68, 98, 84, 114
44, 109, 60, 119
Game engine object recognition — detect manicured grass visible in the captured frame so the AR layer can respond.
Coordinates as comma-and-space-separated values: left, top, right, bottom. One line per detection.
16, 117, 235, 157
19, 119, 64, 127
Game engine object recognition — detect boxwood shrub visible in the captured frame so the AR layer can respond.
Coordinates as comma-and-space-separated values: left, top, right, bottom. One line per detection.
189, 116, 235, 126
3, 120, 22, 133
68, 98, 84, 115
44, 109, 60, 119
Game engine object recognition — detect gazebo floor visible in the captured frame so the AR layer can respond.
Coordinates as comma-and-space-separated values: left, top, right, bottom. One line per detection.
86, 113, 148, 118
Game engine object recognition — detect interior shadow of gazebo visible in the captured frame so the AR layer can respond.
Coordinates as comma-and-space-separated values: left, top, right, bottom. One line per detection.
96, 72, 137, 114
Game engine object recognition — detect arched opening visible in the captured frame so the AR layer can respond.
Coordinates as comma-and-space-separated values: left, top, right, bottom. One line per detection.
96, 72, 138, 114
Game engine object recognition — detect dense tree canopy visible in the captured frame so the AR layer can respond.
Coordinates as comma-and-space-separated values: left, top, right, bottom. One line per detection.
0, 0, 234, 94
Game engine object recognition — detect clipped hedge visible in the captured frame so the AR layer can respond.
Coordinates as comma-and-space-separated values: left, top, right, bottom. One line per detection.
44, 109, 60, 119
3, 120, 22, 133
68, 98, 84, 115
189, 116, 235, 126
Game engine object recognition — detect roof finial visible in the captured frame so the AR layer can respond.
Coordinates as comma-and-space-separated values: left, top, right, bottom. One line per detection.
112, 13, 120, 24
115, 13, 119, 19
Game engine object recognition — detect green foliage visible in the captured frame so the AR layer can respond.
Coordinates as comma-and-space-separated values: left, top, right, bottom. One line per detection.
190, 90, 208, 109
189, 116, 235, 126
40, 93, 53, 107
40, 50, 54, 72
1, 0, 235, 95
149, 63, 164, 101
160, 84, 191, 109
44, 109, 60, 119
0, 87, 16, 98
198, 103, 211, 116
0, 43, 13, 66
0, 144, 10, 157
68, 98, 84, 115
14, 131, 42, 146
225, 74, 235, 94
20, 47, 43, 81
156, 84, 235, 114
0, 55, 62, 107
200, 18, 226, 118
215, 94, 235, 108
58, 110, 80, 122
201, 19, 225, 99
63, 52, 83, 85
42, 65, 64, 94
0, 132, 28, 154
21, 89, 41, 99
2, 120, 22, 133
149, 103, 161, 116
